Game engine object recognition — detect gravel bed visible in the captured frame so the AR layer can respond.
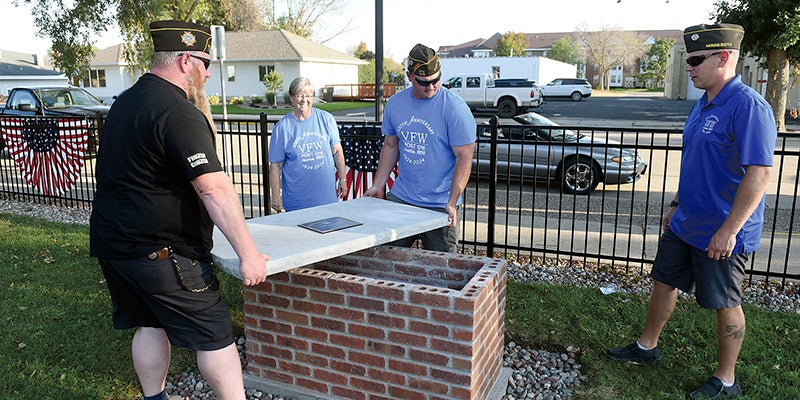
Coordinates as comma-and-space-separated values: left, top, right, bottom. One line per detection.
3, 198, 798, 400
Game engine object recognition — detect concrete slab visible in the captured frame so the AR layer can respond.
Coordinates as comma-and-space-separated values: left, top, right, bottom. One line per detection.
211, 196, 451, 278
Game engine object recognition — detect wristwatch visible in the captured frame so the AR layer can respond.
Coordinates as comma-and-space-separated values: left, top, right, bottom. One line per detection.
669, 200, 679, 208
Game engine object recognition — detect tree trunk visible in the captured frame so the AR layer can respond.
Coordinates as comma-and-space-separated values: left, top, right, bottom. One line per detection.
765, 49, 789, 132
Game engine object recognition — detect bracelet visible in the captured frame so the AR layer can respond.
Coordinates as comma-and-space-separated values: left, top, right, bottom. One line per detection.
669, 200, 679, 208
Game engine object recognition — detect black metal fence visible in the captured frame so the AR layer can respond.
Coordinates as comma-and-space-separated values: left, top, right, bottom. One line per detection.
1, 114, 798, 285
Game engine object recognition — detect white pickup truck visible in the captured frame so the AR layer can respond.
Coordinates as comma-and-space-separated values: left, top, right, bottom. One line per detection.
444, 74, 543, 118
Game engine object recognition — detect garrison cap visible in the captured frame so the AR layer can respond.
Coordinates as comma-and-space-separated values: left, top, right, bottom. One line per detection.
407, 43, 440, 77
149, 20, 212, 53
683, 23, 744, 53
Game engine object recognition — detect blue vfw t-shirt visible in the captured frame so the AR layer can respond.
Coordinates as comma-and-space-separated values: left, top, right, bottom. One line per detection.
268, 108, 341, 211
382, 87, 476, 208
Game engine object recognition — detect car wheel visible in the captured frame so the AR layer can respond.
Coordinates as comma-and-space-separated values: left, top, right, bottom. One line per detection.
561, 157, 600, 195
570, 91, 583, 102
497, 99, 517, 118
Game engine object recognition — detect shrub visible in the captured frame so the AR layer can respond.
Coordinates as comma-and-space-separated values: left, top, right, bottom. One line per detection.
228, 96, 245, 105
208, 93, 221, 105
250, 94, 263, 104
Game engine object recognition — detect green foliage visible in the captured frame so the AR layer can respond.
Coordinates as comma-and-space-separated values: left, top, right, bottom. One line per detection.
358, 59, 405, 85
262, 71, 284, 92
714, 0, 800, 64
250, 94, 263, 104
495, 31, 528, 57
228, 96, 245, 105
548, 36, 580, 65
638, 37, 675, 85
208, 93, 221, 105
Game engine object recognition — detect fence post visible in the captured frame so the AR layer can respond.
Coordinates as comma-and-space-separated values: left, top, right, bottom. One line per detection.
260, 113, 271, 215
487, 115, 499, 257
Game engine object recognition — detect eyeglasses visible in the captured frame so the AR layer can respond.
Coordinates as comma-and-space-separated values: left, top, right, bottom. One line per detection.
414, 75, 440, 87
685, 51, 726, 67
293, 93, 314, 100
181, 53, 211, 70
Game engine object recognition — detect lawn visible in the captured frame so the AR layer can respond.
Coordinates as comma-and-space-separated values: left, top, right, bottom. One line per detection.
210, 101, 374, 116
1, 213, 798, 399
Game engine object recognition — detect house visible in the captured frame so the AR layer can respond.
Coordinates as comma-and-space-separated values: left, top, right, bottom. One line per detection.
0, 50, 68, 97
77, 29, 366, 103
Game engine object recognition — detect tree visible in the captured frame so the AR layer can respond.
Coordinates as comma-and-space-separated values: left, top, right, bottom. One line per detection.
219, 0, 264, 31
638, 37, 675, 87
495, 31, 527, 57
714, 0, 800, 132
548, 36, 580, 65
579, 27, 647, 90
262, 70, 284, 105
354, 42, 404, 85
264, 0, 353, 44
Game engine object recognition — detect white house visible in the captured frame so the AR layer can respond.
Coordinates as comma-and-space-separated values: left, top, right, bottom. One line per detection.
79, 29, 365, 103
0, 50, 68, 97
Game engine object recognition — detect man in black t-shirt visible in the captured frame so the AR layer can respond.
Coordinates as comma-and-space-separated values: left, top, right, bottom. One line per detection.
90, 20, 268, 400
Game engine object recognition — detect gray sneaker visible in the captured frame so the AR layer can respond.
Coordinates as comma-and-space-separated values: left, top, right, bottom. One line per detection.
689, 376, 742, 399
606, 342, 661, 363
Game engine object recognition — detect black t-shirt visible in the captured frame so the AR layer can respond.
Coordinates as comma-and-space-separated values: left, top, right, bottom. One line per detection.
89, 73, 222, 260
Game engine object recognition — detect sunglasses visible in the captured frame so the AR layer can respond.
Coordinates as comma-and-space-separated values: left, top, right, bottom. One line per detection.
414, 76, 440, 87
181, 53, 211, 70
686, 51, 725, 67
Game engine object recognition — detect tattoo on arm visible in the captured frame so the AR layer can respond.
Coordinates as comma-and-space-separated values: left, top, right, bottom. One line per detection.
724, 324, 745, 340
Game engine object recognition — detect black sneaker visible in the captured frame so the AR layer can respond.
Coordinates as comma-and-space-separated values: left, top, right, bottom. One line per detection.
689, 376, 742, 399
606, 341, 661, 363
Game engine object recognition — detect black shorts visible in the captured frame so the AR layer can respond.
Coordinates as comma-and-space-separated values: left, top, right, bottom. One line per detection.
651, 230, 749, 309
98, 254, 233, 351
385, 191, 458, 253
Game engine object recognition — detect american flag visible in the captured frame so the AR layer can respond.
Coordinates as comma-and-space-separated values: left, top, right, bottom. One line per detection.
340, 126, 397, 200
0, 117, 89, 196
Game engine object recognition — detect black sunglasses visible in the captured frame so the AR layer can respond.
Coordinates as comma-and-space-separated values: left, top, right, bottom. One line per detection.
181, 53, 211, 70
686, 51, 726, 67
414, 76, 440, 87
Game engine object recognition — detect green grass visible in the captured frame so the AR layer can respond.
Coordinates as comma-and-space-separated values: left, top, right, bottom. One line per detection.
2, 213, 798, 399
210, 101, 373, 116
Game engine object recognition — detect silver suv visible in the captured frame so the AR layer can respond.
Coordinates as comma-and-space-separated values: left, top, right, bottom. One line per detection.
541, 78, 592, 102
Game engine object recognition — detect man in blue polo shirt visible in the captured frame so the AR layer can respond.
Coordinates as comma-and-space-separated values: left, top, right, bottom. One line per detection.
606, 23, 776, 399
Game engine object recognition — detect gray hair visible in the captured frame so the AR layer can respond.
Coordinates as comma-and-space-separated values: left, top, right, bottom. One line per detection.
289, 77, 314, 96
151, 51, 184, 69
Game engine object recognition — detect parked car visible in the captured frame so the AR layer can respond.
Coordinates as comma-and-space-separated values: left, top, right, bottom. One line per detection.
443, 73, 543, 117
474, 111, 646, 194
541, 78, 592, 102
0, 86, 110, 154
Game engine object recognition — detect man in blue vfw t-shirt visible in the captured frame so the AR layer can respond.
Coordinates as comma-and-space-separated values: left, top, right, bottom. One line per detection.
364, 43, 476, 252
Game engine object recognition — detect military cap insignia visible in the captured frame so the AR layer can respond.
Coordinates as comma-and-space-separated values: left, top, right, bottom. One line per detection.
181, 31, 197, 47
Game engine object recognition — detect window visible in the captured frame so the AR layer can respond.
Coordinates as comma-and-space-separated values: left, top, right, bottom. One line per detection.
491, 66, 500, 78
449, 77, 462, 88
71, 69, 106, 88
466, 77, 481, 88
227, 65, 235, 82
258, 65, 275, 81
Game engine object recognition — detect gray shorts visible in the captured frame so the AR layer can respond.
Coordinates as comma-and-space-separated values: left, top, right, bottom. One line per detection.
651, 230, 749, 309
385, 191, 458, 253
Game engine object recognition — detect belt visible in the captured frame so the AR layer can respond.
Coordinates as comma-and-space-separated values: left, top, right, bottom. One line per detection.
142, 247, 170, 261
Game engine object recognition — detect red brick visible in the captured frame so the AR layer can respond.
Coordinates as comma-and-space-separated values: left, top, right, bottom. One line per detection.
274, 283, 308, 298
349, 248, 377, 258
276, 334, 309, 351
389, 359, 427, 375
247, 328, 277, 344
411, 252, 449, 267
447, 257, 485, 272
329, 305, 367, 321
331, 385, 367, 400
367, 394, 395, 400
329, 275, 368, 294
349, 350, 386, 367
259, 319, 292, 334
310, 288, 345, 304
408, 349, 448, 366
454, 291, 480, 311
247, 353, 276, 369
292, 299, 327, 314
388, 385, 426, 400
410, 320, 450, 337
349, 295, 386, 311
267, 271, 291, 283
314, 368, 348, 385
295, 326, 328, 342
409, 287, 452, 307
275, 309, 310, 326
366, 340, 405, 357
295, 351, 328, 367
453, 328, 474, 341
242, 290, 257, 302
263, 369, 293, 385
331, 359, 367, 375
291, 270, 330, 287
243, 303, 273, 317
388, 302, 428, 318
311, 342, 346, 359
388, 331, 427, 347
260, 294, 291, 308
280, 360, 312, 376
431, 309, 473, 326
431, 367, 471, 385
331, 333, 367, 349
297, 376, 329, 394
431, 338, 471, 356
367, 282, 407, 300
349, 323, 385, 339
311, 316, 345, 331
359, 258, 394, 273
368, 313, 406, 329
351, 376, 387, 393
376, 246, 412, 262
409, 377, 449, 394
261, 344, 293, 359
394, 263, 427, 278
368, 367, 406, 386
453, 356, 472, 371
450, 386, 472, 400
